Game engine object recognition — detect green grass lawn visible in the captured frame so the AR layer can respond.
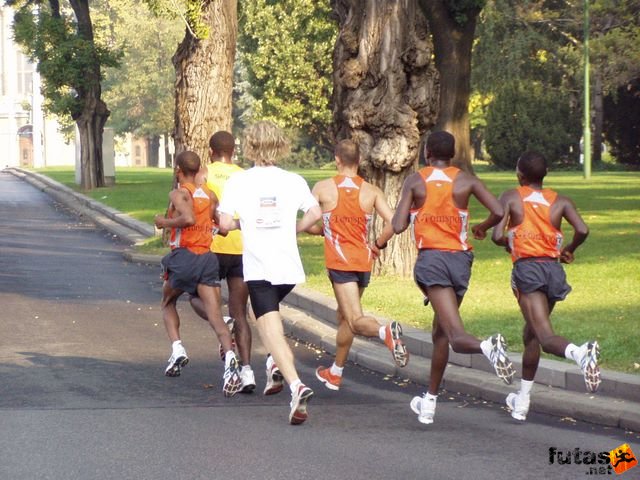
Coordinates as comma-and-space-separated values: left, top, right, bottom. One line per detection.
35, 166, 640, 373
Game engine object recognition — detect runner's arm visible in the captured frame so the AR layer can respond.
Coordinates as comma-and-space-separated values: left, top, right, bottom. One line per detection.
304, 181, 325, 236
154, 189, 194, 229
559, 196, 589, 263
491, 190, 513, 249
392, 173, 419, 234
471, 179, 504, 239
297, 205, 322, 233
373, 187, 395, 249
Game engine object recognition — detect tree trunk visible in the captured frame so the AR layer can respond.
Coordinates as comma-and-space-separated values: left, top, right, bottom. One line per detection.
148, 135, 160, 167
75, 93, 109, 190
172, 0, 237, 163
332, 0, 439, 276
593, 72, 603, 164
69, 0, 109, 190
419, 1, 479, 172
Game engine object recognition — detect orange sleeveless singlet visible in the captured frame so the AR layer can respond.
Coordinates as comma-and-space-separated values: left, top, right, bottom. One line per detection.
508, 186, 563, 262
322, 175, 373, 272
169, 183, 213, 255
410, 166, 471, 251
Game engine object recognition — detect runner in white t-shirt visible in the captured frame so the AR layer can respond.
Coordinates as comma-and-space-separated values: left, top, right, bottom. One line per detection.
219, 121, 321, 425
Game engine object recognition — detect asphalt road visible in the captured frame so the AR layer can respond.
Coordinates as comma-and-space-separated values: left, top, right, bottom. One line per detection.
1, 171, 638, 480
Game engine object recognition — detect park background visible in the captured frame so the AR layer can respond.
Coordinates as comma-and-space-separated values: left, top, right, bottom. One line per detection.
2, 2, 638, 373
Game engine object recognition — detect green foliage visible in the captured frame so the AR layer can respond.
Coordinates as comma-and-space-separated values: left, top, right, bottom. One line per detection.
144, 0, 210, 39
11, 1, 121, 119
237, 0, 336, 148
604, 77, 640, 165
444, 0, 487, 25
473, 0, 640, 166
485, 81, 581, 168
95, 0, 183, 137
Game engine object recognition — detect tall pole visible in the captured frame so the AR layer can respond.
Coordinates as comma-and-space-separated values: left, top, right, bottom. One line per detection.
583, 0, 591, 179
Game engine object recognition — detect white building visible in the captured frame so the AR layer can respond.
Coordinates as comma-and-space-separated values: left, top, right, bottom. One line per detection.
0, 6, 77, 169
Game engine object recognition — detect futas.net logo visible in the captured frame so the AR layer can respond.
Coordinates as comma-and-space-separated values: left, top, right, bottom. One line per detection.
549, 443, 638, 475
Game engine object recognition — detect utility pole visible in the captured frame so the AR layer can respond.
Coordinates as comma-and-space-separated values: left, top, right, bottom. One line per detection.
583, 0, 591, 179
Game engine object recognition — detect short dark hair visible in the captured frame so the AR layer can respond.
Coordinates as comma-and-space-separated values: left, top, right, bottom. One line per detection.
209, 131, 235, 157
335, 139, 359, 166
517, 151, 547, 183
175, 150, 201, 176
425, 131, 455, 160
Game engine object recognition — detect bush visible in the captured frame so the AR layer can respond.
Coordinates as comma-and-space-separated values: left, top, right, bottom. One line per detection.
485, 82, 581, 169
603, 77, 640, 166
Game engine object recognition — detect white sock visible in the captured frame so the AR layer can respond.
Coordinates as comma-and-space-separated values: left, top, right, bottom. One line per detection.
378, 326, 386, 341
172, 340, 182, 350
519, 379, 534, 397
241, 365, 252, 373
480, 339, 492, 359
565, 343, 579, 362
425, 392, 438, 402
289, 379, 301, 393
330, 363, 344, 377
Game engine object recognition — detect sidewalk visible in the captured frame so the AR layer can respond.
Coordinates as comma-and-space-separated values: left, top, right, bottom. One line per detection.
8, 167, 640, 431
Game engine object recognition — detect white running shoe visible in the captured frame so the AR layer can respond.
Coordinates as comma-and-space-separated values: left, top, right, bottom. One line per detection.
165, 344, 189, 377
576, 341, 601, 393
289, 384, 314, 425
264, 362, 284, 395
222, 355, 242, 397
505, 392, 530, 421
485, 334, 515, 384
410, 393, 436, 425
240, 367, 256, 393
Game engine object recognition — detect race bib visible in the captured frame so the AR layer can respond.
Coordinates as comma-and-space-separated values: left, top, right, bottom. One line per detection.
255, 196, 282, 228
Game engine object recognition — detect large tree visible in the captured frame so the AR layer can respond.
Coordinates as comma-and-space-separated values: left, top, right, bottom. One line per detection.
332, 0, 439, 276
418, 0, 485, 171
172, 0, 237, 162
11, 0, 119, 189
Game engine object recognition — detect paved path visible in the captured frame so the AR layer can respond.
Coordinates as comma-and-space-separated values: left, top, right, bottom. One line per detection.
1, 169, 639, 480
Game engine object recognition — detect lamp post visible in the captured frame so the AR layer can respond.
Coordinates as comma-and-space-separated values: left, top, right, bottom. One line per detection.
583, 0, 591, 179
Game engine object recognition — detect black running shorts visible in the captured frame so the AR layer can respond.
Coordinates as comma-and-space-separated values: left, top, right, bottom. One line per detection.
161, 248, 220, 296
414, 249, 474, 298
215, 253, 244, 280
511, 258, 571, 303
327, 269, 371, 288
246, 280, 295, 319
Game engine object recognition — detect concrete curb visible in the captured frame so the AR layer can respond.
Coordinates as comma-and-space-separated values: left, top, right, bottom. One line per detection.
9, 167, 640, 431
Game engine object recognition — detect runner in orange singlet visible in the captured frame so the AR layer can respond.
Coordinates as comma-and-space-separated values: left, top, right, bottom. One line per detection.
492, 151, 600, 421
393, 131, 514, 425
154, 151, 241, 397
306, 139, 407, 391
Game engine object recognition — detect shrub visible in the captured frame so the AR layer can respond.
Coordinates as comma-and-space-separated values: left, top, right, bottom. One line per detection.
485, 82, 581, 169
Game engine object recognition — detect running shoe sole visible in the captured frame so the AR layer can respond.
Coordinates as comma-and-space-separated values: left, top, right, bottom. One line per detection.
240, 382, 256, 394
386, 321, 409, 368
223, 359, 242, 397
315, 367, 340, 391
289, 388, 314, 425
165, 355, 189, 377
582, 341, 601, 393
490, 334, 515, 385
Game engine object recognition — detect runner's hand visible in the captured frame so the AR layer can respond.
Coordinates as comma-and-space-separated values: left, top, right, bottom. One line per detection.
560, 249, 574, 264
471, 224, 487, 240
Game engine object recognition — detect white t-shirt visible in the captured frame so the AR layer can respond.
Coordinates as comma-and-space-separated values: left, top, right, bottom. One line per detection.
218, 166, 318, 285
